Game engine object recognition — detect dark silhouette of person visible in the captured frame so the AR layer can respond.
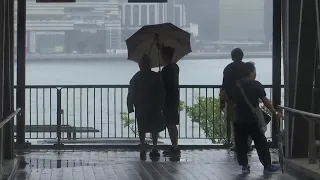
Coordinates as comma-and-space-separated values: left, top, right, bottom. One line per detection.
220, 48, 253, 151
127, 54, 165, 160
157, 44, 181, 157
234, 62, 282, 174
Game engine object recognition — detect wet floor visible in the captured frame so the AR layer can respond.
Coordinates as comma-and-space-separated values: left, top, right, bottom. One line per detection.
13, 149, 309, 180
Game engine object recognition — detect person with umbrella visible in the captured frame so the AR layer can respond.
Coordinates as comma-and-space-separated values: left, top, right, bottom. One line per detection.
127, 54, 166, 160
157, 43, 181, 157
125, 23, 192, 158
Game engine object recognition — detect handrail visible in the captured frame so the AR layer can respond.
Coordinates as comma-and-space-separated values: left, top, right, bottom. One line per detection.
278, 105, 320, 166
0, 108, 21, 129
278, 105, 320, 119
13, 84, 285, 89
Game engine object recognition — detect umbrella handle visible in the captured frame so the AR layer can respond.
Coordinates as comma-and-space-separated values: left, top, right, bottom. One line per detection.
148, 39, 155, 56
148, 37, 161, 72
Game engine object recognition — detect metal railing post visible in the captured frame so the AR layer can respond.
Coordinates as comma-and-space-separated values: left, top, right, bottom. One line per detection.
307, 115, 317, 164
56, 88, 62, 145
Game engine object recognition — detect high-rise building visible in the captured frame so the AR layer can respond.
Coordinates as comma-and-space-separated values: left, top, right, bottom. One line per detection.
264, 0, 273, 43
120, 0, 186, 27
182, 0, 219, 41
218, 0, 265, 41
119, 0, 188, 48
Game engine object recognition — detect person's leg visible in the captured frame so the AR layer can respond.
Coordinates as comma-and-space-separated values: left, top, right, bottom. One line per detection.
247, 136, 253, 151
138, 127, 147, 160
163, 107, 180, 156
168, 125, 178, 149
151, 132, 158, 149
249, 123, 271, 166
249, 123, 280, 173
234, 123, 250, 172
226, 104, 237, 151
150, 132, 160, 158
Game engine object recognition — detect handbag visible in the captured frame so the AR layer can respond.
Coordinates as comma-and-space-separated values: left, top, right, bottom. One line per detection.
236, 81, 269, 132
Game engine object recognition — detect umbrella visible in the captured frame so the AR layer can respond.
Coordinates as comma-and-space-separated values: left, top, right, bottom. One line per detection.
125, 23, 192, 68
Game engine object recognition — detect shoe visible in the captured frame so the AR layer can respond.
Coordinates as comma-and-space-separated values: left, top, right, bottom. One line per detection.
140, 150, 146, 160
242, 165, 250, 173
229, 146, 236, 151
149, 149, 160, 158
163, 147, 181, 157
263, 164, 281, 174
163, 147, 173, 156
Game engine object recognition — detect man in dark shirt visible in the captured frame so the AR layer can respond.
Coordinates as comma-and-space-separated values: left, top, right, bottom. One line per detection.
158, 44, 181, 157
234, 62, 281, 174
220, 48, 252, 151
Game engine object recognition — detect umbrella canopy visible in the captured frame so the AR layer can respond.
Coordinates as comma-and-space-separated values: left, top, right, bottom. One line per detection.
126, 23, 192, 68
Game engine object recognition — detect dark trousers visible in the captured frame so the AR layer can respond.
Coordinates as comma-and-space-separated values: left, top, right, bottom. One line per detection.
234, 122, 271, 167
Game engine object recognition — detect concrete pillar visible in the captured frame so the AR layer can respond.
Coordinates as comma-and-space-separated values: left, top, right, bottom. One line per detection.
130, 4, 133, 26
183, 5, 186, 26
271, 0, 281, 144
147, 4, 150, 24
0, 0, 5, 167
122, 4, 125, 25
155, 4, 158, 24
3, 0, 14, 159
138, 5, 141, 26
16, 0, 26, 144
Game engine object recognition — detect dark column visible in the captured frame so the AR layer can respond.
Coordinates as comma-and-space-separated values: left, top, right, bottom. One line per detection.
314, 0, 320, 141
3, 0, 14, 159
271, 0, 282, 143
16, 0, 26, 144
290, 0, 318, 158
0, 0, 5, 161
282, 0, 301, 158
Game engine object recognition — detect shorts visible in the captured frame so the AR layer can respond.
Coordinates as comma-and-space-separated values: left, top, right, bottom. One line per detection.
163, 105, 180, 126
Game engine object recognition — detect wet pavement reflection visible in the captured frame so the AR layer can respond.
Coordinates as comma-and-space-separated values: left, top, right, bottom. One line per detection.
12, 149, 309, 180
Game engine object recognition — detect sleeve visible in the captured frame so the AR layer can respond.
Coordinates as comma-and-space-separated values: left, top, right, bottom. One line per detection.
172, 65, 180, 104
255, 81, 267, 99
221, 66, 228, 90
127, 77, 135, 113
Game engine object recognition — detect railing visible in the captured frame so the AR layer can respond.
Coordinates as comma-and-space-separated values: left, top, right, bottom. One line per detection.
14, 85, 282, 145
278, 106, 320, 168
0, 108, 21, 176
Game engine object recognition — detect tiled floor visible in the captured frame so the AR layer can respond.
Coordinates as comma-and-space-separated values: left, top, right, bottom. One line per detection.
12, 149, 310, 180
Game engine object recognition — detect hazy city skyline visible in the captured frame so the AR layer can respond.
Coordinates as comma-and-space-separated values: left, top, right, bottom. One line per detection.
15, 0, 273, 54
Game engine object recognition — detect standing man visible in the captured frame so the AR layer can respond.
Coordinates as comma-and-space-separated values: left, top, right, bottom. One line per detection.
220, 48, 253, 151
158, 44, 181, 157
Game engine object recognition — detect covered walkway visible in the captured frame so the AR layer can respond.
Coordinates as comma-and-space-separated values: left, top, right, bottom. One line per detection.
13, 150, 307, 180
0, 0, 320, 179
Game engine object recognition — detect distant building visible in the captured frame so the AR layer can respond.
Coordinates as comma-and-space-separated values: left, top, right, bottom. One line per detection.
182, 0, 219, 41
17, 0, 193, 54
218, 0, 265, 42
119, 0, 188, 48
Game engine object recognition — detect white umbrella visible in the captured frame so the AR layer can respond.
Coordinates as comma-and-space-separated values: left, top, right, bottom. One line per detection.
126, 23, 192, 68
